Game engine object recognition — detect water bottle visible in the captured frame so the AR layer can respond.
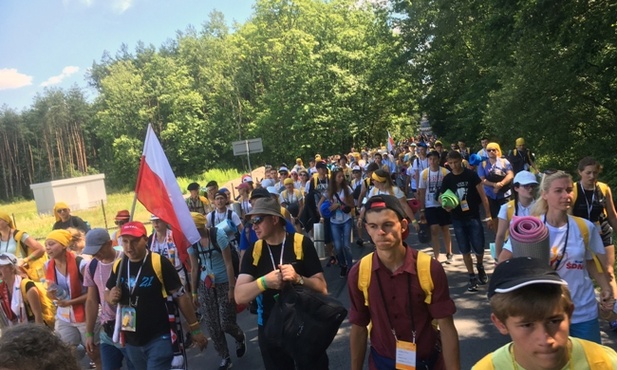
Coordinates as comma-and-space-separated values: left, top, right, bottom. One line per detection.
48, 283, 69, 301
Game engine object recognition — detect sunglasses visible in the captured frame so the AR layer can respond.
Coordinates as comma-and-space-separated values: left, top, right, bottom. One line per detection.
115, 220, 128, 226
299, 173, 308, 177
486, 149, 497, 152
57, 208, 69, 213
250, 216, 267, 226
518, 184, 538, 190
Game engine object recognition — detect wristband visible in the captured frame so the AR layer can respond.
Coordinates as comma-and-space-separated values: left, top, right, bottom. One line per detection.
482, 217, 492, 222
411, 219, 418, 224
260, 276, 268, 289
188, 321, 200, 328
191, 329, 202, 336
192, 293, 198, 297
256, 277, 266, 292
85, 332, 94, 338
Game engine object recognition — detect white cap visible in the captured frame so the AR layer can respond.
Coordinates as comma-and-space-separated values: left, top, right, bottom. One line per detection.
513, 171, 538, 186
352, 165, 361, 171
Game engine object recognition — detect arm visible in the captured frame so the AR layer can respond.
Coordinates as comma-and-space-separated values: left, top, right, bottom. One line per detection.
437, 316, 461, 370
476, 183, 495, 230
398, 196, 419, 231
172, 288, 208, 351
587, 257, 612, 298
23, 237, 45, 260
85, 286, 99, 352
25, 285, 44, 324
498, 249, 513, 263
221, 246, 236, 302
279, 264, 327, 295
350, 324, 368, 370
494, 218, 509, 260
604, 186, 617, 230
189, 252, 200, 306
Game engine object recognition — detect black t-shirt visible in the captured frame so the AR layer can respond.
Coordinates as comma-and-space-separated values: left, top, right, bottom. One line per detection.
240, 232, 323, 325
52, 216, 89, 233
106, 252, 182, 346
440, 168, 483, 220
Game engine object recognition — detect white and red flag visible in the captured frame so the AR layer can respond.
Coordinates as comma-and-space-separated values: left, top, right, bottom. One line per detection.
387, 131, 395, 153
135, 124, 199, 264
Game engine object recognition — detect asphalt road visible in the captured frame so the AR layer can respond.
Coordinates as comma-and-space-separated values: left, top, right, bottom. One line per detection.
82, 226, 617, 369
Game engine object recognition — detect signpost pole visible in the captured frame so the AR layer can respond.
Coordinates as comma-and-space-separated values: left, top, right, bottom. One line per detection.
245, 140, 253, 174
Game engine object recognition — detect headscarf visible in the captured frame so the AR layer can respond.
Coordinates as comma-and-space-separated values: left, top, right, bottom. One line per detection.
371, 170, 388, 183
486, 142, 502, 158
0, 211, 14, 229
191, 212, 207, 229
46, 229, 72, 248
53, 202, 70, 222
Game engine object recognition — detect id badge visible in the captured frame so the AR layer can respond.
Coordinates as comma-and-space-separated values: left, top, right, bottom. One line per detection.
121, 306, 137, 332
460, 199, 470, 212
395, 340, 417, 370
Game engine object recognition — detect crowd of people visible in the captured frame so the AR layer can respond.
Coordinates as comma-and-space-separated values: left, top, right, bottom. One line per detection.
1, 134, 617, 370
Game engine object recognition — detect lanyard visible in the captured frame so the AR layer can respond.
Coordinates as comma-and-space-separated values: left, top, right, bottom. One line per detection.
374, 267, 416, 343
579, 182, 595, 220
543, 215, 569, 271
266, 236, 287, 271
427, 168, 441, 194
127, 251, 148, 296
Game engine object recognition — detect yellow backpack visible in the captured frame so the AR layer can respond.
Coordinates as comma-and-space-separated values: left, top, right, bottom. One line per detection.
571, 181, 610, 218
113, 252, 167, 298
252, 233, 304, 266
20, 278, 56, 327
358, 250, 434, 306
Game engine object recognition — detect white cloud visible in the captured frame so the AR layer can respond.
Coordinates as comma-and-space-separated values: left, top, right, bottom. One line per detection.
40, 66, 80, 87
112, 0, 134, 13
0, 68, 33, 90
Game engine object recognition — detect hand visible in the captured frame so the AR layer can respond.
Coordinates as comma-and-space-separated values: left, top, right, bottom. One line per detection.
264, 269, 284, 290
278, 264, 298, 283
17, 258, 27, 268
412, 222, 420, 232
192, 332, 208, 351
56, 299, 70, 308
486, 218, 496, 231
443, 206, 453, 212
228, 289, 235, 303
192, 295, 199, 308
109, 286, 122, 305
85, 336, 97, 354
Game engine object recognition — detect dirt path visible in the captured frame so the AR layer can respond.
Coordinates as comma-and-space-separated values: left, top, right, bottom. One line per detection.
221, 166, 267, 199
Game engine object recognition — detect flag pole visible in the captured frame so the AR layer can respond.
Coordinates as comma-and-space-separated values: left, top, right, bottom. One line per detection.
130, 124, 152, 221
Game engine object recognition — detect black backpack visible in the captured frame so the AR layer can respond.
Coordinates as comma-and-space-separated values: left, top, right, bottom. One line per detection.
196, 227, 240, 278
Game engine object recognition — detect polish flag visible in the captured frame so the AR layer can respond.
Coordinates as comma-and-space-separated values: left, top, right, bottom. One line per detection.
387, 131, 395, 153
135, 124, 200, 265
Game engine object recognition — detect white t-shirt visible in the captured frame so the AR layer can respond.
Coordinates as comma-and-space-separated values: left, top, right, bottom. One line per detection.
418, 167, 449, 208
150, 229, 183, 270
279, 189, 303, 205
330, 187, 353, 224
504, 215, 604, 324
368, 185, 405, 199
208, 209, 242, 229
408, 156, 429, 190
497, 200, 535, 221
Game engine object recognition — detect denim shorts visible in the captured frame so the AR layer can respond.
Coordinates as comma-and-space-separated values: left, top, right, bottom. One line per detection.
451, 218, 485, 255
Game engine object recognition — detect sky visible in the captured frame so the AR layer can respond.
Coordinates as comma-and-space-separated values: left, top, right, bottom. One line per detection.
0, 0, 255, 111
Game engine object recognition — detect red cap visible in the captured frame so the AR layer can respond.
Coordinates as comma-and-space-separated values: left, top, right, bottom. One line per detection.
120, 221, 147, 238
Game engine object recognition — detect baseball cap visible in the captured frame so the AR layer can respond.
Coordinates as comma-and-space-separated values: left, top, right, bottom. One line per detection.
236, 182, 250, 190
83, 228, 111, 255
0, 253, 17, 266
214, 190, 228, 199
120, 221, 148, 238
364, 194, 407, 221
417, 141, 428, 148
278, 166, 289, 173
513, 171, 538, 186
352, 165, 361, 172
242, 175, 253, 183
187, 182, 200, 191
250, 188, 271, 200
315, 161, 328, 169
150, 214, 160, 221
283, 178, 294, 185
488, 257, 567, 298
260, 179, 275, 188
426, 150, 440, 158
435, 140, 443, 146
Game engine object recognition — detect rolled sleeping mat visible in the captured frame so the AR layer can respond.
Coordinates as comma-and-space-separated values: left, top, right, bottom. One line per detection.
509, 216, 550, 265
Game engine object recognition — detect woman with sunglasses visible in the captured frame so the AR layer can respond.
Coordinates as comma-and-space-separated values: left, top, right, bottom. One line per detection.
571, 157, 617, 329
0, 212, 46, 279
493, 171, 538, 260
477, 142, 514, 219
52, 202, 89, 233
498, 171, 612, 343
0, 252, 51, 326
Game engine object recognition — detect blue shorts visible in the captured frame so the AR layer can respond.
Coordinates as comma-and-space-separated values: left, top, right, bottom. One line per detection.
570, 318, 601, 344
425, 207, 451, 227
451, 218, 485, 255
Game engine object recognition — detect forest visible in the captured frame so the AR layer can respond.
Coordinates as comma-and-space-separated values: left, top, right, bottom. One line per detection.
0, 0, 615, 201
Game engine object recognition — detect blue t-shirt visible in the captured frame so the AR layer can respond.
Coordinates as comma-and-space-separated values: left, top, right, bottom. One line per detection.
188, 228, 230, 283
477, 158, 513, 199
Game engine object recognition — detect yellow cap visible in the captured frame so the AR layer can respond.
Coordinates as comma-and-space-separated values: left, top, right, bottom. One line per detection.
516, 137, 525, 146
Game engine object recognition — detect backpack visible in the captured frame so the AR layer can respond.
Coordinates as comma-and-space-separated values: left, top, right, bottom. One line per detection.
112, 253, 166, 298
571, 216, 603, 273
281, 189, 302, 217
571, 181, 610, 216
195, 227, 240, 278
13, 230, 48, 282
473, 337, 612, 370
19, 277, 56, 327
421, 167, 449, 184
252, 233, 304, 266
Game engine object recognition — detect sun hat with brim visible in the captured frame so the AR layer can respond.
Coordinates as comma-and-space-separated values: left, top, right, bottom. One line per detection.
488, 257, 567, 298
441, 189, 460, 209
0, 253, 17, 266
114, 210, 130, 221
120, 222, 148, 238
246, 197, 284, 219
82, 228, 111, 255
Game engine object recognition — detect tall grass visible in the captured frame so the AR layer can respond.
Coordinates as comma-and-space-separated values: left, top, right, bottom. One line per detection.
0, 168, 242, 240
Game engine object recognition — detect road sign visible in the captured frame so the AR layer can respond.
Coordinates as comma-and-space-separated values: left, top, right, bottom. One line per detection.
232, 138, 263, 156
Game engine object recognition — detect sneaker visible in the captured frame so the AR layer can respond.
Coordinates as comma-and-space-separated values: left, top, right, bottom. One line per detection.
467, 277, 479, 292
610, 320, 617, 331
327, 256, 337, 267
236, 332, 247, 358
89, 361, 96, 369
477, 265, 488, 285
446, 253, 453, 264
340, 266, 348, 278
219, 357, 232, 370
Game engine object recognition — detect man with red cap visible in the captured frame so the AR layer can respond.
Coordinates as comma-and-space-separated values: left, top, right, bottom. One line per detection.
106, 221, 207, 370
348, 195, 460, 370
